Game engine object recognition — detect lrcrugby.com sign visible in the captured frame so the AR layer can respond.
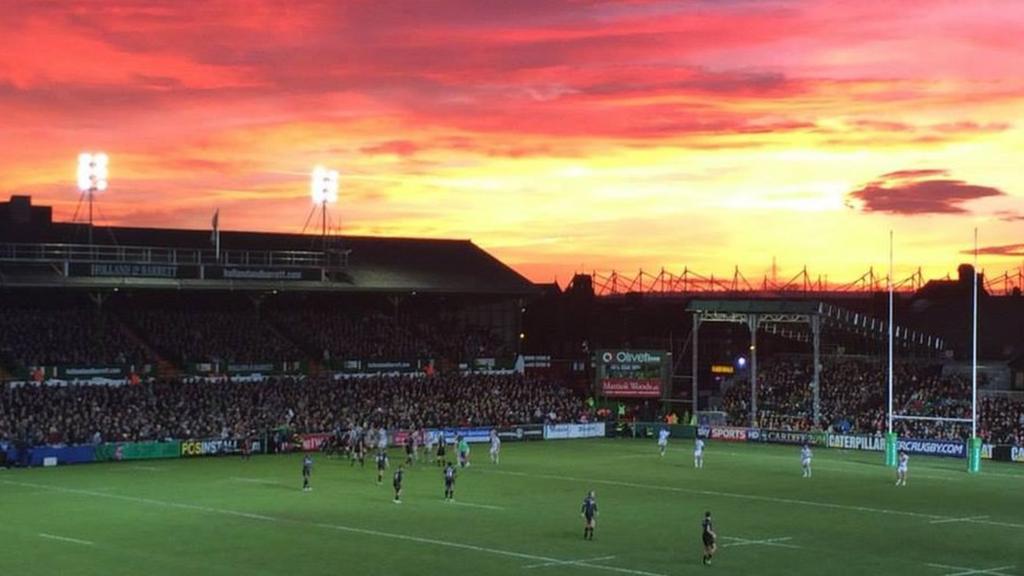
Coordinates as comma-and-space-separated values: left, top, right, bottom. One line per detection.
898, 438, 965, 458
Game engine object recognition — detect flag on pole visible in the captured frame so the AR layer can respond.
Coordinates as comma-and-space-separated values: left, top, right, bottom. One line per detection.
211, 209, 220, 261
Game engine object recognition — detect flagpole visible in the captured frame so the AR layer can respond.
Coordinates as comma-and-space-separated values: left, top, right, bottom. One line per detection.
212, 209, 221, 262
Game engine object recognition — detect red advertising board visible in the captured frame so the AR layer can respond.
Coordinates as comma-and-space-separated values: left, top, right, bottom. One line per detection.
301, 433, 331, 452
601, 378, 661, 398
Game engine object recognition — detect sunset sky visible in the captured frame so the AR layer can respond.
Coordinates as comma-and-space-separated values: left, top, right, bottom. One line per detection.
1, 1, 1022, 284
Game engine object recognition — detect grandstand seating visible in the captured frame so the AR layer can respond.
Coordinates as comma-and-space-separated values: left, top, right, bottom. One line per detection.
720, 357, 1020, 444
0, 307, 152, 367
0, 296, 510, 372
0, 374, 587, 446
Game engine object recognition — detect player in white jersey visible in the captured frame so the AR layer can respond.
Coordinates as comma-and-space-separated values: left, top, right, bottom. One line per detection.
489, 430, 502, 464
895, 450, 909, 486
377, 428, 389, 452
657, 427, 670, 457
801, 443, 813, 478
425, 429, 437, 456
694, 438, 705, 468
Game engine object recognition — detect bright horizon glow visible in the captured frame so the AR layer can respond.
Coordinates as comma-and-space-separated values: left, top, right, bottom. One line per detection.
2, 2, 1023, 284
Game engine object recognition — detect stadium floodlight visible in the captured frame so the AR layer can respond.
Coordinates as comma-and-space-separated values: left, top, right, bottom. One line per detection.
310, 166, 340, 251
77, 152, 109, 192
311, 165, 339, 205
76, 152, 109, 244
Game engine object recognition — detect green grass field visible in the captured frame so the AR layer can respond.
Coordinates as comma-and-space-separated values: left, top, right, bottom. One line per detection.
2, 439, 1022, 576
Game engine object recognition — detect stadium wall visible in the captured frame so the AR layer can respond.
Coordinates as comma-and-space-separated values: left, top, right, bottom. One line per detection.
4, 427, 1023, 468
690, 426, 1024, 463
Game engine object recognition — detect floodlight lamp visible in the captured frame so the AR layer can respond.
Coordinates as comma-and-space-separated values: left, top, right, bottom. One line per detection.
310, 166, 339, 204
76, 152, 109, 192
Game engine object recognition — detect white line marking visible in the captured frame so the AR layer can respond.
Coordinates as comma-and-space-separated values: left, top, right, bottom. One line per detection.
38, 533, 94, 546
129, 466, 164, 472
448, 500, 505, 511
720, 536, 799, 549
230, 477, 288, 487
525, 555, 617, 569
490, 470, 1024, 530
2, 480, 666, 576
927, 563, 1018, 576
929, 515, 989, 525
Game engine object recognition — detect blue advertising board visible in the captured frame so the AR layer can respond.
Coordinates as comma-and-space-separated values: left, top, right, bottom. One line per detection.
897, 438, 965, 458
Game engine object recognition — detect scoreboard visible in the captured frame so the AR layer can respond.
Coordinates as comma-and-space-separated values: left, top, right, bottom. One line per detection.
594, 349, 669, 398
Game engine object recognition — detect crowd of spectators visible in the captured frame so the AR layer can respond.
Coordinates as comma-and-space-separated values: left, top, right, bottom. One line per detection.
272, 309, 509, 363
0, 373, 588, 447
127, 310, 301, 364
0, 304, 512, 371
981, 396, 1024, 445
273, 310, 434, 361
720, 357, 1021, 443
0, 308, 151, 368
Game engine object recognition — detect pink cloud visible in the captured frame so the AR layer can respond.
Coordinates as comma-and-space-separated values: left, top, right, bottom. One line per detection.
846, 170, 1005, 215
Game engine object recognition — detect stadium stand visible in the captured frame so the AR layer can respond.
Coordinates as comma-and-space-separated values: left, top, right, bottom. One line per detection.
0, 374, 587, 446
718, 357, 1022, 443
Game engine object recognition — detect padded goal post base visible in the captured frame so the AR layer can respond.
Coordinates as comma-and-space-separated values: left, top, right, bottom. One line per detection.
967, 436, 982, 474
885, 432, 898, 467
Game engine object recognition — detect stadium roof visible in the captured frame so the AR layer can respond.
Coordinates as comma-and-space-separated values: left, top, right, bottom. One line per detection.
687, 298, 944, 351
0, 197, 535, 295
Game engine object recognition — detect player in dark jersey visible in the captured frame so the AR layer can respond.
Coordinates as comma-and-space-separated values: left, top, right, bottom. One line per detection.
443, 461, 457, 501
302, 455, 313, 492
702, 511, 717, 565
436, 433, 447, 466
405, 434, 415, 466
580, 491, 598, 540
393, 465, 405, 503
376, 450, 389, 485
352, 435, 366, 468
341, 432, 352, 457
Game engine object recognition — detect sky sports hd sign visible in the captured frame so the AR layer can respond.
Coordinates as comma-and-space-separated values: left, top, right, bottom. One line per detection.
596, 349, 666, 398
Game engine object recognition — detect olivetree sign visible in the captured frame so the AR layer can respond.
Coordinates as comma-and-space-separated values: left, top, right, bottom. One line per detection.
595, 349, 668, 398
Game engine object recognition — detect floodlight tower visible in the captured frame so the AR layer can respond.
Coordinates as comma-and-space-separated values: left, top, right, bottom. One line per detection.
77, 152, 109, 244
310, 166, 339, 251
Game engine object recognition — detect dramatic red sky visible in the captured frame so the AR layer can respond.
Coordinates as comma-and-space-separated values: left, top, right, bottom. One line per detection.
2, 1, 1022, 284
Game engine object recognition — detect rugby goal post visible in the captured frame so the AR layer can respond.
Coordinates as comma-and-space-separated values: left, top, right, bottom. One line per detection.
885, 230, 982, 474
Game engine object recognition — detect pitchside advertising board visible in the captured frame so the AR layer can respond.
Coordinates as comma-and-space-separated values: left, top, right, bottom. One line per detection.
898, 438, 966, 458
828, 434, 886, 452
755, 429, 827, 446
180, 438, 263, 457
543, 422, 607, 440
697, 426, 749, 442
595, 349, 668, 398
